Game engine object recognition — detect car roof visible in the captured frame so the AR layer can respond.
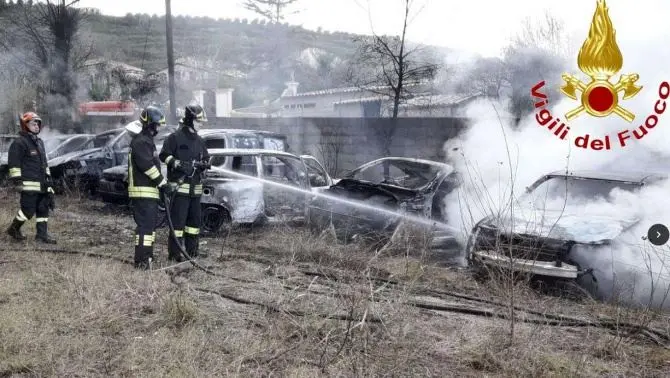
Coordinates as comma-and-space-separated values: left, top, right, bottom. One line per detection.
199, 128, 286, 137
545, 170, 668, 184
354, 156, 453, 171
207, 148, 298, 158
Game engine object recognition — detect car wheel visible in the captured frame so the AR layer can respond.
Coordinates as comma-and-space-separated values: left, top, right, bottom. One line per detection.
202, 205, 231, 235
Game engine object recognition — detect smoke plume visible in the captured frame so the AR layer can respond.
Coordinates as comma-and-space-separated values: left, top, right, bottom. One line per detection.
444, 2, 670, 309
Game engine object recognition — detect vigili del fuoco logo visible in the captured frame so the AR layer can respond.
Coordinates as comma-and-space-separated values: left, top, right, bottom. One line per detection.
530, 0, 669, 150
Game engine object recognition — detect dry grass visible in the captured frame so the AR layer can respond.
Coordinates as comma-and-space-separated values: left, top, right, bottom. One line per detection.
0, 190, 669, 377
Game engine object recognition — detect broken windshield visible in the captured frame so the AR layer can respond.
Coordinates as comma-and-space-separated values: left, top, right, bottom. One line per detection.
524, 176, 644, 210
47, 135, 93, 159
349, 159, 446, 190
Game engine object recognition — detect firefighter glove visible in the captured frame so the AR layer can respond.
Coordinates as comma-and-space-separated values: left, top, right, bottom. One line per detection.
159, 183, 174, 202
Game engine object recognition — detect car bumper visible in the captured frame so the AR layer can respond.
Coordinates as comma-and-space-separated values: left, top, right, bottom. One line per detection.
471, 250, 579, 279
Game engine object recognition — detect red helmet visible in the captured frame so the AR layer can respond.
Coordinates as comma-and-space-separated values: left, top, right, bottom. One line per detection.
20, 112, 42, 132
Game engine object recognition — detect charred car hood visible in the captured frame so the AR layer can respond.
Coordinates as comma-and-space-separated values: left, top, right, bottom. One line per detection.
327, 179, 420, 202
480, 207, 640, 244
48, 147, 102, 166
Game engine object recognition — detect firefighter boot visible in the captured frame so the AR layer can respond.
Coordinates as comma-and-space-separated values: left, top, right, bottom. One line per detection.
134, 246, 153, 270
185, 236, 205, 258
35, 222, 57, 244
168, 237, 186, 262
6, 218, 26, 241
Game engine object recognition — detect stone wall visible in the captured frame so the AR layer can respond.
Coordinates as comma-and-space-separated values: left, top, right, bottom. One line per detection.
203, 117, 469, 176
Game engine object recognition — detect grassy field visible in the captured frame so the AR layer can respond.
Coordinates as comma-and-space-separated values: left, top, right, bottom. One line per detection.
0, 191, 669, 377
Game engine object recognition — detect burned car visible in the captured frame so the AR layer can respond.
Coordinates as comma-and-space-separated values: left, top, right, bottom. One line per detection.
465, 170, 667, 280
306, 157, 459, 245
97, 128, 289, 204
48, 127, 132, 194
45, 134, 95, 161
200, 149, 331, 233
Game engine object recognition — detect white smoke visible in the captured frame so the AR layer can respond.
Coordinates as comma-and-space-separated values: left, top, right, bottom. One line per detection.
444, 2, 670, 308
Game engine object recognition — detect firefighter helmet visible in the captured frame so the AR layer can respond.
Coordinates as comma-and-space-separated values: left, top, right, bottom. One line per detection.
139, 106, 166, 127
20, 112, 42, 133
183, 104, 207, 123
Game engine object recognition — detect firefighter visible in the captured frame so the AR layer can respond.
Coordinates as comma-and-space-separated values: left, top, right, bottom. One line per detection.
128, 106, 172, 270
5, 112, 57, 244
159, 104, 211, 262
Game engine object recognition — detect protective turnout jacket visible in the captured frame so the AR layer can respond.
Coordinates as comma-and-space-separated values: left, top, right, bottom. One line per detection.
7, 131, 51, 192
128, 129, 166, 200
159, 124, 210, 196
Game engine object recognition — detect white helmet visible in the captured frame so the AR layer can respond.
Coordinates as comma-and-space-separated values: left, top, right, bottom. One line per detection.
124, 120, 143, 135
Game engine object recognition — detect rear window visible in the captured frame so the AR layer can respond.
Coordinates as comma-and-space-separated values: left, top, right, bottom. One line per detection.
205, 139, 226, 149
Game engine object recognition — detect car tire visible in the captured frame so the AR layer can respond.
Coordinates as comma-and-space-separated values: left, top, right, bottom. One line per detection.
201, 205, 231, 235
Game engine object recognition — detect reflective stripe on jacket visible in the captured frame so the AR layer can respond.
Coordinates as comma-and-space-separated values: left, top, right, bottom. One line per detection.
7, 131, 50, 192
128, 130, 166, 200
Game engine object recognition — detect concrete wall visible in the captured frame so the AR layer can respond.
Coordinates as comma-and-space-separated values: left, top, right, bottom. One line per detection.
203, 117, 469, 176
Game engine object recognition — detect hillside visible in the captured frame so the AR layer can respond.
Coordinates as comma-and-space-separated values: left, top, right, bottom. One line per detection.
81, 11, 452, 104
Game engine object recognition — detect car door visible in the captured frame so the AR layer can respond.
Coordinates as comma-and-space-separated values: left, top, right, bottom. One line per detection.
260, 154, 309, 220
300, 155, 333, 192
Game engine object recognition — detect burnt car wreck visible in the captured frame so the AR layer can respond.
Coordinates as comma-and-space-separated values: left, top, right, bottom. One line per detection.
307, 157, 459, 247
200, 149, 331, 233
465, 170, 666, 283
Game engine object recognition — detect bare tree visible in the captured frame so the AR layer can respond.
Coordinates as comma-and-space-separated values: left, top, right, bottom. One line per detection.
457, 57, 508, 98
0, 0, 93, 131
241, 0, 300, 24
348, 0, 439, 119
346, 0, 438, 160
502, 11, 571, 120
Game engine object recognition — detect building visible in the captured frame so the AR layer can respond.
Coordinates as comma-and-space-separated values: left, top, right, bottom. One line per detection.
276, 80, 404, 118
390, 93, 486, 117
249, 77, 485, 118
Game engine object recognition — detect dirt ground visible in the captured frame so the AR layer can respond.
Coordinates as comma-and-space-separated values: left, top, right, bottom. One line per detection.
1, 191, 669, 377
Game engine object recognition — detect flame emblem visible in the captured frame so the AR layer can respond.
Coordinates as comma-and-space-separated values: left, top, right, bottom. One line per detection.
560, 0, 642, 122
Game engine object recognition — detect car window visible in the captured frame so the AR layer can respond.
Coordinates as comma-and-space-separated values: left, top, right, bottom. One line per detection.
262, 137, 286, 151
93, 132, 117, 148
205, 138, 226, 149
261, 155, 306, 187
230, 155, 257, 176
210, 155, 226, 167
232, 135, 260, 149
303, 157, 329, 187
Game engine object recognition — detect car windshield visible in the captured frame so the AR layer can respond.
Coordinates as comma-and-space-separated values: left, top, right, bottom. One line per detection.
43, 136, 69, 152
349, 159, 446, 190
523, 176, 644, 210
47, 136, 93, 159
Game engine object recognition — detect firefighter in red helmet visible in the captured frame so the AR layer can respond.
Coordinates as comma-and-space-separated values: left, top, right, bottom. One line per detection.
5, 112, 57, 244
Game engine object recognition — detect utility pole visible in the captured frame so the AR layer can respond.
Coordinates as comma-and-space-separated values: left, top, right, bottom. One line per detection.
165, 0, 177, 124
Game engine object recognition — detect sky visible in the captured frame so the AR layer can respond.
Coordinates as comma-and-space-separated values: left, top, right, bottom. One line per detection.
75, 0, 670, 58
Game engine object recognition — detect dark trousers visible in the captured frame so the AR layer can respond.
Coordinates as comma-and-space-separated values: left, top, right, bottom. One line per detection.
13, 191, 50, 235
168, 194, 202, 259
132, 198, 158, 267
